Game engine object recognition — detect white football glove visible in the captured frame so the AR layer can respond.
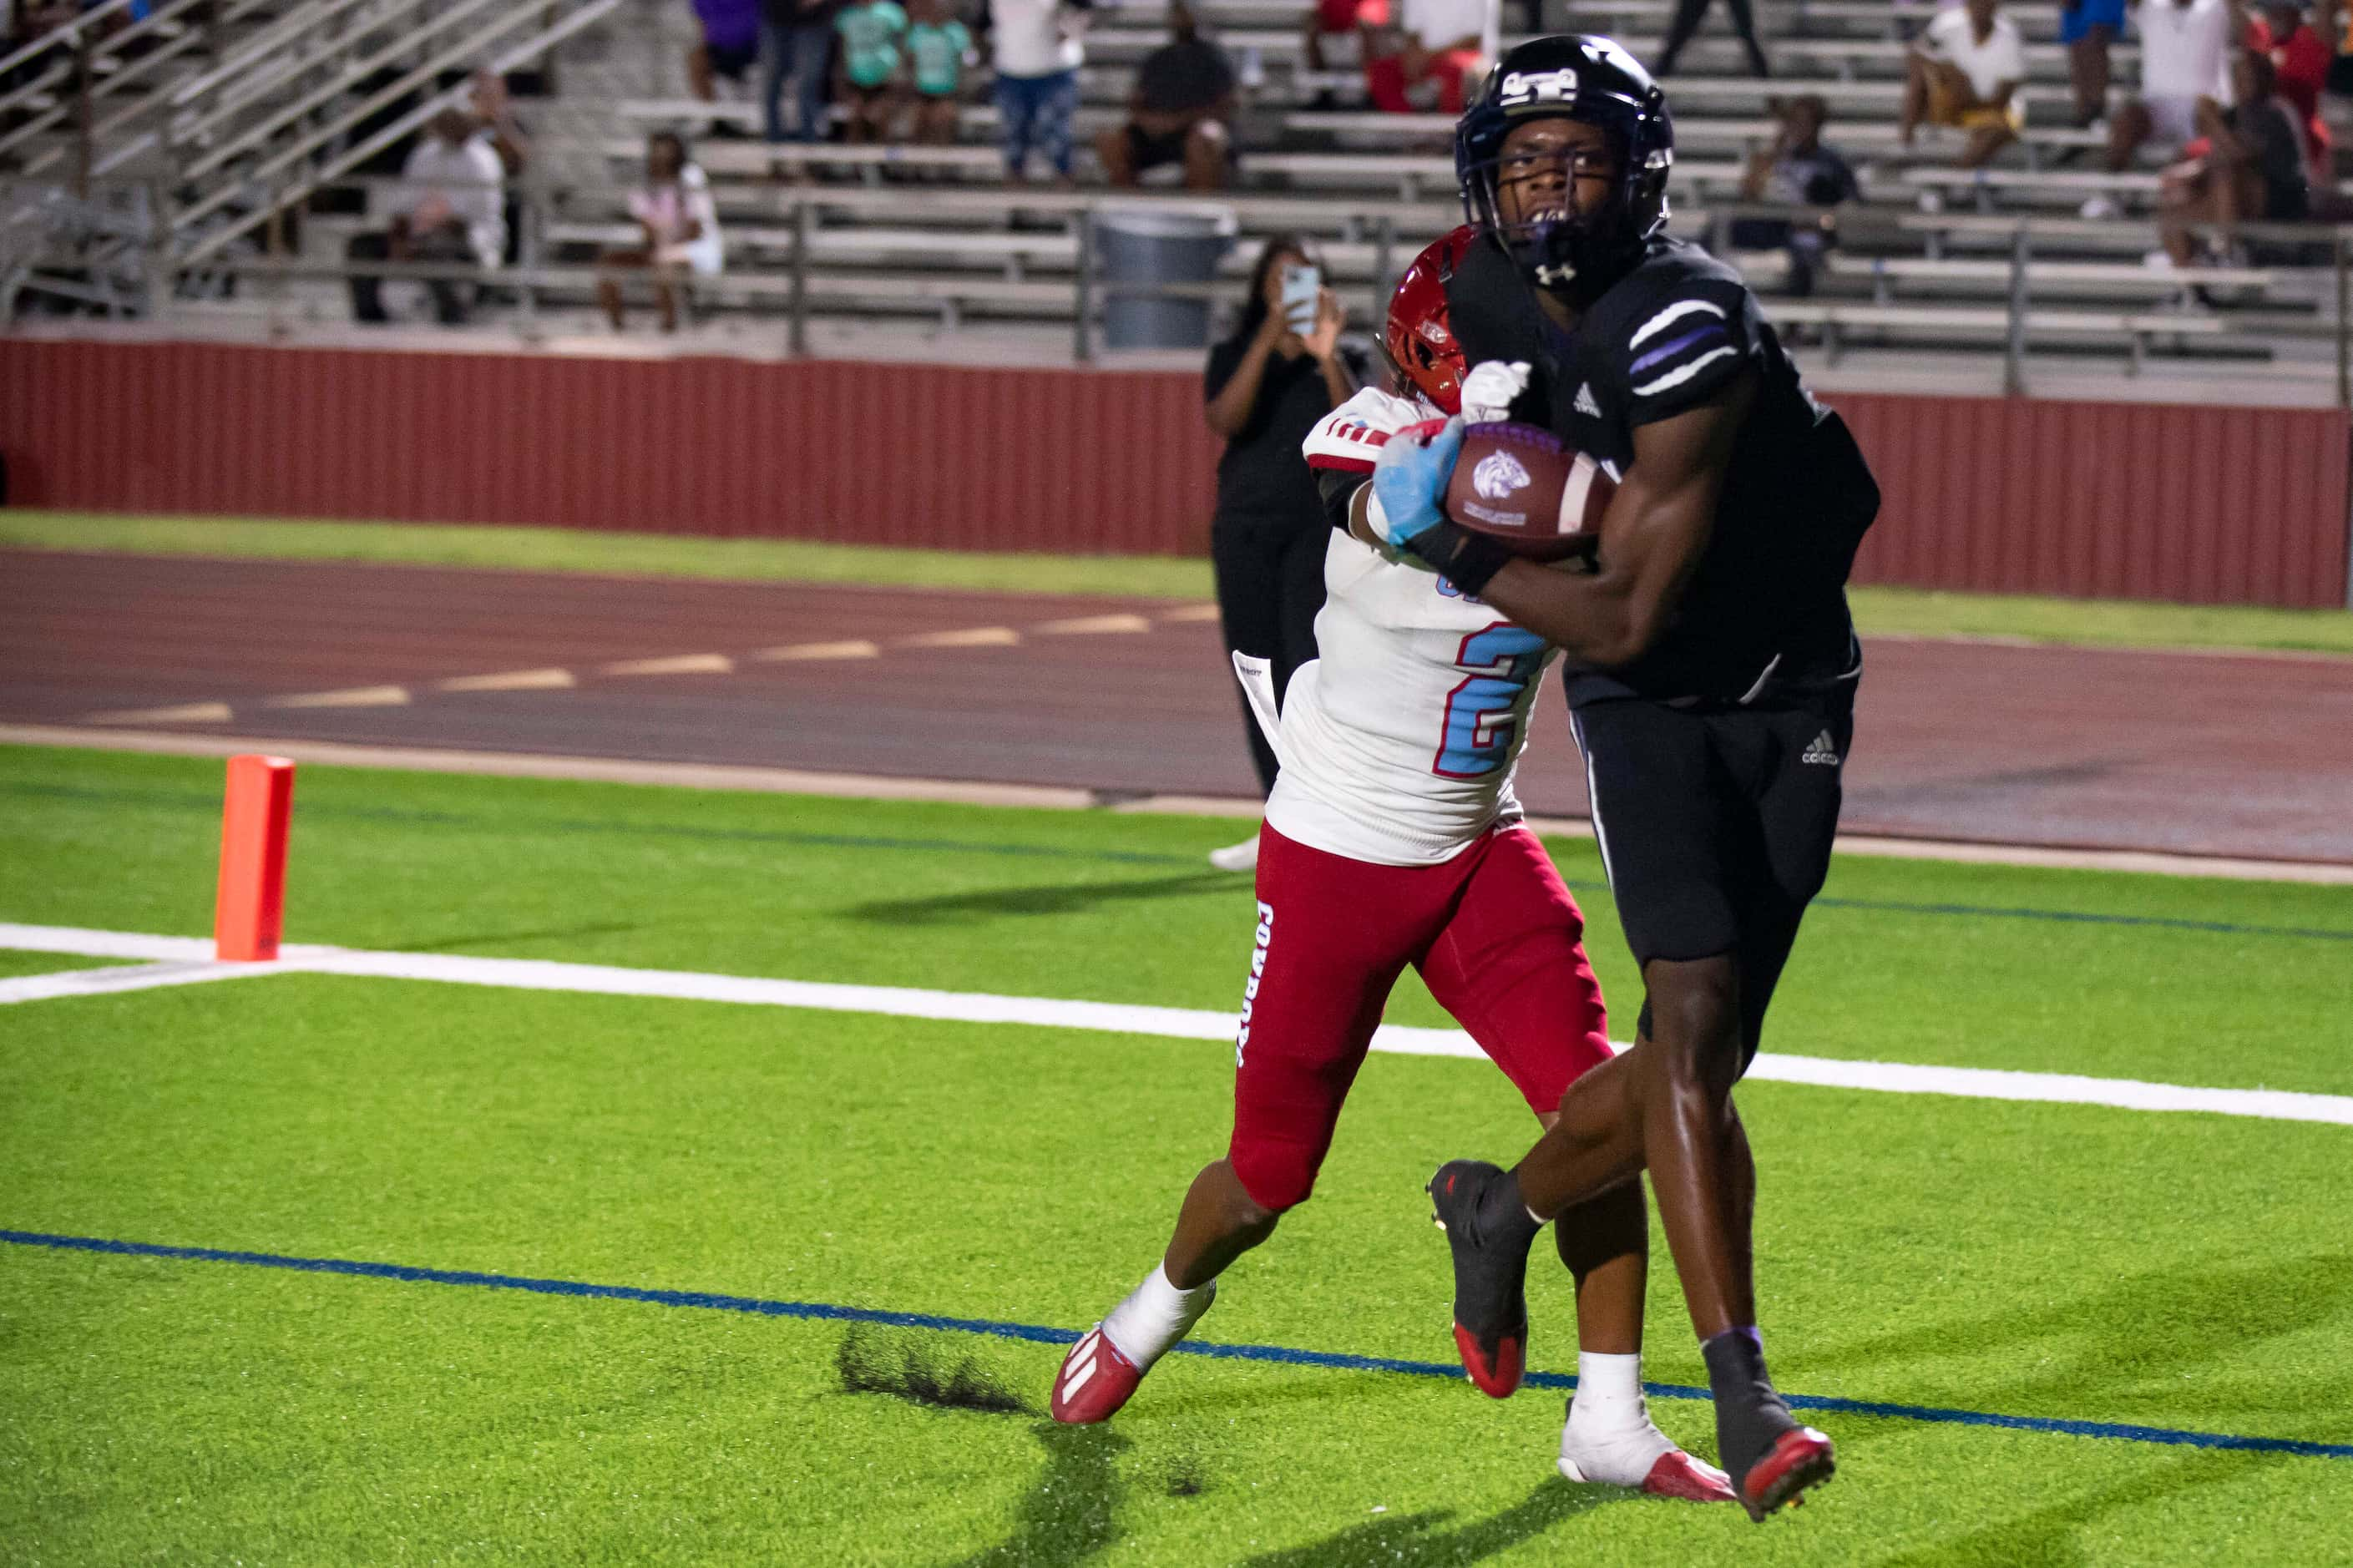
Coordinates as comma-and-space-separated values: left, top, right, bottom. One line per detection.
1460, 359, 1533, 425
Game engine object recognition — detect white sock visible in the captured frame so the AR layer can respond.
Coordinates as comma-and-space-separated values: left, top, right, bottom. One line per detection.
1569, 1351, 1646, 1424
1098, 1262, 1216, 1372
1560, 1352, 1674, 1487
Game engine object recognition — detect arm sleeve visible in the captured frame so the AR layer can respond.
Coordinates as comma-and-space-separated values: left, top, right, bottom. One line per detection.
1315, 466, 1366, 534
1616, 277, 1763, 426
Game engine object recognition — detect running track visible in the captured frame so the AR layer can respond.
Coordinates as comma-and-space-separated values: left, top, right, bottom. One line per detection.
5, 550, 2350, 863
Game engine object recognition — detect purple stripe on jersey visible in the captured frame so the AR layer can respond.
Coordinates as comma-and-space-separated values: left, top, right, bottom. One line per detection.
1629, 323, 1729, 376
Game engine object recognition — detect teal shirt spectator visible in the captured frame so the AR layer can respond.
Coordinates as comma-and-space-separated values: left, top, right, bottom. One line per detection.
836, 0, 908, 88
906, 18, 972, 96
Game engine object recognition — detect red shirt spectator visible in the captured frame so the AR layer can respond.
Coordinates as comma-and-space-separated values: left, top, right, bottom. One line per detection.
2246, 2, 2327, 124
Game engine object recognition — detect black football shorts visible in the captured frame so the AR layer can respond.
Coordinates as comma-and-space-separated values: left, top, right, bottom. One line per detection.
1568, 684, 1855, 1060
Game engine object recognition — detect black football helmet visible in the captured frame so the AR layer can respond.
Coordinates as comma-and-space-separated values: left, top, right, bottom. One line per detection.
1455, 34, 1674, 297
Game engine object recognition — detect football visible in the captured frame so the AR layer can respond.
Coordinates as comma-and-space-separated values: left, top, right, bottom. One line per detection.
1441, 421, 1614, 561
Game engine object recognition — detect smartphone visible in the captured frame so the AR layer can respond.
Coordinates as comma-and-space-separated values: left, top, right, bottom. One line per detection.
1280, 265, 1321, 334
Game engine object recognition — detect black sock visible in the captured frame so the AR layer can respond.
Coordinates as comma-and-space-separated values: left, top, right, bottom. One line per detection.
1701, 1326, 1796, 1482
1475, 1166, 1545, 1250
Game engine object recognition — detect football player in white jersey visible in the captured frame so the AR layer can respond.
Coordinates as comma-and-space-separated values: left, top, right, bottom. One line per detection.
1046, 229, 1733, 1505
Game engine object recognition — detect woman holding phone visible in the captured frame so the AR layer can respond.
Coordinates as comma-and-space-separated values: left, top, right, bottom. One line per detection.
1200, 235, 1357, 872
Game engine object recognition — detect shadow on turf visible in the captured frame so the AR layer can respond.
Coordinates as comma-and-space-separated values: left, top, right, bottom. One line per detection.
847, 873, 1242, 925
949, 1424, 1132, 1568
1232, 1476, 1627, 1567
1865, 1446, 2285, 1568
837, 1325, 1036, 1416
1802, 1252, 2353, 1429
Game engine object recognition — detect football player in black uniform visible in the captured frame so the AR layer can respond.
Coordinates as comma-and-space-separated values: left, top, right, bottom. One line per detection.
1359, 36, 1879, 1520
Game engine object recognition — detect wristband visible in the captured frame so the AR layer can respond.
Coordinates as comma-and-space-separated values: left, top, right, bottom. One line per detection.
1401, 520, 1513, 598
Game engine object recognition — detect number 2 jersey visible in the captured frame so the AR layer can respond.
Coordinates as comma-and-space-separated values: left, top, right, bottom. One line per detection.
1261, 386, 1558, 868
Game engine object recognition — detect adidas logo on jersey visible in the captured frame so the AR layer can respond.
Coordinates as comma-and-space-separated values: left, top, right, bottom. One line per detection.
1573, 382, 1602, 419
1801, 730, 1841, 766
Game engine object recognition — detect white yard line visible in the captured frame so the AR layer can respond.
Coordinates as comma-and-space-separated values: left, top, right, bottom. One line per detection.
0, 959, 301, 1006
3, 923, 2348, 1126
9, 725, 2352, 884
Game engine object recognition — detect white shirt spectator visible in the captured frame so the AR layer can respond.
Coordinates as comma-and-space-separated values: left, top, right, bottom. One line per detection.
1919, 6, 2026, 102
989, 0, 1084, 76
395, 131, 506, 269
628, 162, 725, 276
1401, 0, 1489, 51
2138, 0, 2234, 103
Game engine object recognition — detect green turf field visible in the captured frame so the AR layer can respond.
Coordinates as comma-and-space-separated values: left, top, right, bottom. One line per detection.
8, 511, 2351, 655
4, 743, 2352, 1565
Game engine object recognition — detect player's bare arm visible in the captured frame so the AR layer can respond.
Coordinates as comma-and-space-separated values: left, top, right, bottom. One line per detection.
1475, 372, 1755, 668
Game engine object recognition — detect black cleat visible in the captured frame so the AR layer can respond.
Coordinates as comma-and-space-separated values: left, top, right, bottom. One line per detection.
1425, 1159, 1540, 1398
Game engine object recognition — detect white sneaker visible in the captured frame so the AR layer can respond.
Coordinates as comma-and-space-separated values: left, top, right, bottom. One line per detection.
1207, 834, 1260, 873
2079, 194, 2118, 220
1560, 1407, 1737, 1502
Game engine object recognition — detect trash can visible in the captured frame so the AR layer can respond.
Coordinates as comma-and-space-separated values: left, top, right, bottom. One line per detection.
1094, 205, 1238, 351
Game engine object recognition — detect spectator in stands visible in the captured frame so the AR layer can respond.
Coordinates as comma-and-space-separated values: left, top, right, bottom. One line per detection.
1097, 2, 1237, 190
762, 0, 842, 149
2059, 0, 2124, 128
347, 109, 504, 326
1364, 0, 1488, 114
464, 68, 530, 177
904, 0, 974, 146
598, 131, 725, 332
1900, 0, 2025, 171
1655, 0, 1769, 80
1200, 236, 1357, 871
2086, 0, 2233, 218
981, 0, 1089, 185
834, 0, 908, 143
690, 0, 764, 116
1302, 0, 1386, 83
2158, 48, 2311, 266
2250, 2, 2331, 139
1735, 94, 1858, 295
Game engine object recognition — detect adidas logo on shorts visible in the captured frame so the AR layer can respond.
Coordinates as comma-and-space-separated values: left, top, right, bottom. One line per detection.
1801, 730, 1842, 766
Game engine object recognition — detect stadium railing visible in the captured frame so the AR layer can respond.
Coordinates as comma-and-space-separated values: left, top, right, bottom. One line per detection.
21, 166, 2340, 403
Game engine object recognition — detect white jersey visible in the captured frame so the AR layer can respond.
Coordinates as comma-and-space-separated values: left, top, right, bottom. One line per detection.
1255, 387, 1560, 867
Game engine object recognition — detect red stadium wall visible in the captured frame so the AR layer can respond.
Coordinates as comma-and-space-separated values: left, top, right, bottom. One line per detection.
3, 338, 2347, 607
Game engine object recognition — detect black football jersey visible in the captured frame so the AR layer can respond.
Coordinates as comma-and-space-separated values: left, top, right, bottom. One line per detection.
1446, 234, 1880, 707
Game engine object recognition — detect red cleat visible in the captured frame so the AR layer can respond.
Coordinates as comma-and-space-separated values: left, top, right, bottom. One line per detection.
1639, 1449, 1738, 1503
1450, 1321, 1524, 1400
1737, 1426, 1835, 1521
1048, 1327, 1144, 1424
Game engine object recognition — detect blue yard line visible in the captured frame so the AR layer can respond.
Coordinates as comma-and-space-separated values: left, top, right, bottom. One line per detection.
6, 781, 2350, 941
8, 1227, 2351, 1462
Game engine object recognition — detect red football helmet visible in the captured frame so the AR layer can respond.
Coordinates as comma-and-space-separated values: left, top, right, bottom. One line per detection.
1384, 225, 1477, 417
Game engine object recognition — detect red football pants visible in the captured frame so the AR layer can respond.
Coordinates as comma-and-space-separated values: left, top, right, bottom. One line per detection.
1227, 822, 1611, 1212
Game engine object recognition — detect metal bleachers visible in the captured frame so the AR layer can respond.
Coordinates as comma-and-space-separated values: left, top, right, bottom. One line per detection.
3, 0, 2345, 401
